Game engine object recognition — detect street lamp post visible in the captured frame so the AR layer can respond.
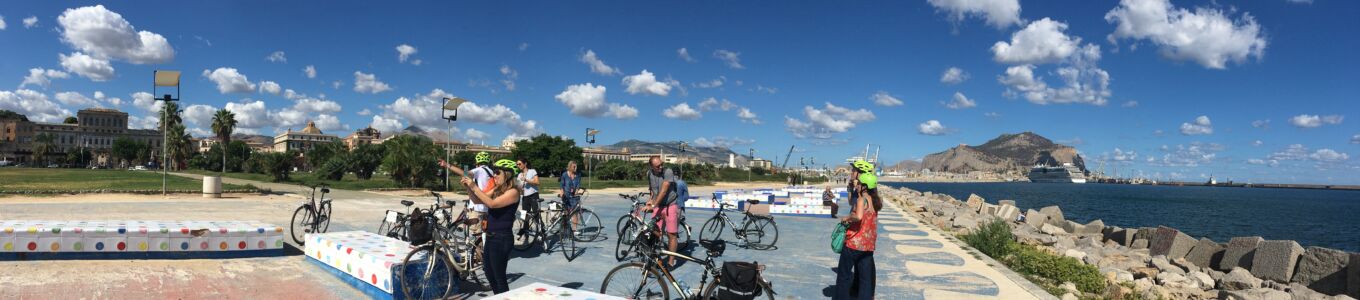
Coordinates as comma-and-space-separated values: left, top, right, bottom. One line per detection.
748, 148, 754, 182
585, 128, 599, 189
678, 142, 687, 179
153, 70, 180, 196
442, 97, 468, 192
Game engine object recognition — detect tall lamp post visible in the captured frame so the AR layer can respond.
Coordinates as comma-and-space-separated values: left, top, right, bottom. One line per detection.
678, 142, 687, 179
747, 148, 755, 182
585, 128, 599, 189
442, 97, 468, 192
153, 70, 180, 196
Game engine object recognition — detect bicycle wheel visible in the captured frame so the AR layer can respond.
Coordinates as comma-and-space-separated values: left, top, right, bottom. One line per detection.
743, 217, 779, 250
513, 215, 538, 251
677, 224, 693, 250
559, 218, 576, 261
318, 202, 333, 233
699, 216, 726, 242
700, 279, 774, 300
387, 223, 408, 241
290, 205, 313, 245
616, 214, 632, 236
614, 221, 638, 261
398, 245, 455, 300
600, 262, 669, 300
573, 209, 603, 242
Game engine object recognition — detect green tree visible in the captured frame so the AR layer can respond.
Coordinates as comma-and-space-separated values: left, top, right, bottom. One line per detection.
305, 142, 345, 171
262, 151, 295, 182
349, 143, 386, 180
65, 148, 92, 168
63, 116, 78, 124
32, 133, 55, 166
0, 110, 30, 121
510, 134, 583, 177
111, 137, 143, 167
316, 152, 352, 180
382, 135, 441, 188
211, 109, 237, 173
164, 124, 193, 170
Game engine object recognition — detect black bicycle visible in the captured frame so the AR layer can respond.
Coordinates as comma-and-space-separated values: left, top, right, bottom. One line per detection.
290, 184, 333, 245
602, 213, 777, 299
378, 199, 418, 240
397, 193, 489, 299
512, 190, 600, 261
697, 199, 779, 250
615, 192, 692, 261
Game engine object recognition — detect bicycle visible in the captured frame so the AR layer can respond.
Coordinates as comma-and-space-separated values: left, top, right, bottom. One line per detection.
378, 199, 417, 240
615, 192, 692, 261
513, 190, 600, 261
697, 199, 779, 250
601, 213, 777, 299
397, 193, 488, 299
290, 184, 333, 245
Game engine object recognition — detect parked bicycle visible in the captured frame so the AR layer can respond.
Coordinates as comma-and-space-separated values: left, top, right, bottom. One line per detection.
615, 192, 692, 261
601, 213, 777, 299
290, 184, 333, 245
697, 199, 779, 250
513, 189, 601, 261
397, 192, 489, 299
378, 199, 418, 240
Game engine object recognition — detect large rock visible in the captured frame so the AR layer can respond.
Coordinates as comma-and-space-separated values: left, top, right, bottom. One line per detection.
1291, 247, 1351, 295
1132, 239, 1149, 250
1220, 288, 1291, 300
1189, 271, 1215, 290
1041, 223, 1069, 235
952, 215, 979, 230
981, 204, 999, 216
1039, 205, 1066, 227
1061, 220, 1086, 235
1078, 219, 1105, 235
1134, 227, 1156, 241
965, 194, 985, 212
1153, 255, 1188, 275
1105, 228, 1136, 247
1287, 283, 1357, 300
999, 199, 1016, 207
1250, 240, 1305, 283
1220, 267, 1263, 291
1185, 237, 1226, 271
1349, 252, 1359, 298
1220, 236, 1266, 272
1025, 209, 1049, 226
996, 204, 1021, 222
1149, 226, 1197, 260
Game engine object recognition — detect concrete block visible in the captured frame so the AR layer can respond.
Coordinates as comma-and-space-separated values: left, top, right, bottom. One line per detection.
1078, 219, 1104, 235
965, 194, 985, 212
1290, 247, 1350, 295
998, 200, 1016, 207
1105, 228, 1135, 247
996, 204, 1021, 222
1061, 220, 1084, 235
1348, 252, 1359, 299
1220, 236, 1265, 272
1041, 223, 1068, 235
1132, 239, 1149, 250
981, 204, 998, 216
1025, 209, 1048, 226
1219, 288, 1290, 300
1250, 240, 1305, 283
1149, 226, 1196, 260
1039, 205, 1065, 227
1185, 237, 1225, 271
1133, 227, 1155, 241
1220, 267, 1262, 291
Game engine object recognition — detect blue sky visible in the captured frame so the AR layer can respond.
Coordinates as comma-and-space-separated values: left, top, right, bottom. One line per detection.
1, 0, 1357, 184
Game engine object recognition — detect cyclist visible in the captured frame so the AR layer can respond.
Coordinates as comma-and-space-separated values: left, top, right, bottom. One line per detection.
459, 159, 522, 295
641, 156, 680, 267
516, 159, 540, 218
439, 151, 495, 215
557, 161, 585, 235
835, 160, 881, 299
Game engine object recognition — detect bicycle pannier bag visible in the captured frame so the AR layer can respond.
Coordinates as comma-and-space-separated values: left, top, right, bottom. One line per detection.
407, 208, 433, 245
718, 261, 762, 300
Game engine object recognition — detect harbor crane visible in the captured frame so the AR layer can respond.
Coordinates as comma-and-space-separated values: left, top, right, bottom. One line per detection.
780, 145, 794, 169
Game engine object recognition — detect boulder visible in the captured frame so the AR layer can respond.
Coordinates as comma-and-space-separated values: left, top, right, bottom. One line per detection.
1220, 288, 1291, 300
1132, 239, 1149, 250
1220, 236, 1266, 272
1349, 252, 1359, 299
1220, 267, 1263, 291
1105, 228, 1136, 247
1098, 254, 1145, 271
1065, 249, 1088, 261
1079, 219, 1105, 235
1025, 209, 1049, 226
981, 204, 999, 216
1153, 255, 1188, 275
1156, 272, 1198, 290
996, 204, 1021, 222
1131, 267, 1160, 279
1250, 240, 1305, 283
999, 200, 1016, 206
1134, 227, 1156, 241
1041, 223, 1069, 235
1291, 247, 1351, 296
1173, 257, 1201, 273
1184, 238, 1225, 271
1189, 271, 1215, 290
965, 193, 985, 212
1061, 220, 1086, 236
1039, 205, 1066, 227
951, 215, 979, 230
1287, 283, 1357, 300
1149, 226, 1197, 260
1077, 236, 1103, 249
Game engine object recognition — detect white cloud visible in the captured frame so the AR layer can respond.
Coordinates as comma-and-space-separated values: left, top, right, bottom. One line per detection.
23, 16, 38, 28
396, 44, 418, 64
871, 91, 904, 107
353, 71, 392, 94
375, 89, 542, 139
1309, 149, 1348, 162
1252, 119, 1270, 128
370, 114, 404, 133
518, 43, 529, 51
580, 50, 621, 76
662, 102, 702, 120
183, 104, 217, 127
463, 128, 489, 141
944, 92, 976, 109
20, 68, 70, 89
918, 120, 949, 136
54, 91, 100, 108
1104, 0, 1268, 69
130, 91, 160, 112
553, 83, 636, 120
261, 51, 285, 63
992, 18, 1080, 64
694, 76, 725, 89
1122, 100, 1139, 108
1269, 144, 1311, 161
1350, 134, 1359, 144
313, 114, 344, 132
754, 85, 778, 94
736, 108, 761, 124
1109, 148, 1138, 162
357, 108, 372, 116
1179, 115, 1213, 135
0, 90, 73, 123
201, 67, 257, 94
622, 70, 674, 96
713, 50, 744, 69
59, 52, 115, 81
1247, 158, 1279, 167
692, 136, 754, 149
499, 65, 518, 91
940, 67, 968, 84
1154, 142, 1222, 166
926, 0, 1022, 29
303, 65, 316, 79
224, 100, 272, 129
1287, 0, 1313, 4
1252, 140, 1264, 147
258, 81, 281, 95
0, 16, 5, 30
785, 102, 876, 139
678, 48, 696, 63
57, 5, 174, 64
997, 45, 1111, 105
1289, 114, 1344, 128
292, 98, 343, 114
698, 97, 735, 111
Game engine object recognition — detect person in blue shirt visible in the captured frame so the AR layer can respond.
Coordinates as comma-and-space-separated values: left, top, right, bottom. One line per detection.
557, 161, 584, 234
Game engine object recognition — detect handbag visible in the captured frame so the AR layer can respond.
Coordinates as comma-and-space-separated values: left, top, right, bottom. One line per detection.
831, 222, 848, 254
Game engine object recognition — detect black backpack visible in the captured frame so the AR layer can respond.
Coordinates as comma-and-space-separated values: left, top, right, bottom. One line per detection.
407, 208, 433, 246
718, 261, 762, 300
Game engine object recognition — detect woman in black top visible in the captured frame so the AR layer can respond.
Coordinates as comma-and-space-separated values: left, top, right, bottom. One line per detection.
461, 159, 522, 294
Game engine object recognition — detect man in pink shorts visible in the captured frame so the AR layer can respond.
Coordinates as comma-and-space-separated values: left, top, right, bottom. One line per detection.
643, 156, 680, 266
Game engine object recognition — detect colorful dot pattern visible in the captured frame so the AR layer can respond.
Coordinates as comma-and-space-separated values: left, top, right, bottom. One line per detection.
305, 231, 411, 294
0, 220, 284, 254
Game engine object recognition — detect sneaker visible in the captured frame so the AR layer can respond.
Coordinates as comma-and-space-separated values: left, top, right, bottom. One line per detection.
573, 230, 582, 236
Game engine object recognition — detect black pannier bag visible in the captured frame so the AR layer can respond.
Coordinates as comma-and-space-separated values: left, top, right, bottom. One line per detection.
718, 261, 761, 300
407, 208, 433, 246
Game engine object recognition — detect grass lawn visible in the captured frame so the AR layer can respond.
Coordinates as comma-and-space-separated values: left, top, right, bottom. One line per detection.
0, 168, 248, 192
182, 169, 399, 191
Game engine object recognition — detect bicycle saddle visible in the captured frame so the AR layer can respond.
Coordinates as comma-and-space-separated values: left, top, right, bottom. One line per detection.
745, 199, 761, 205
400, 200, 415, 207
700, 239, 726, 256
461, 217, 481, 226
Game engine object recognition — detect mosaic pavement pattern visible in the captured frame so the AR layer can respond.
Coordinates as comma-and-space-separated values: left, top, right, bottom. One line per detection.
873, 200, 1043, 300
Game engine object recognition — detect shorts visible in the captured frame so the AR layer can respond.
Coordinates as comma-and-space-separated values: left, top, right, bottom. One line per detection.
652, 204, 679, 234
562, 195, 580, 210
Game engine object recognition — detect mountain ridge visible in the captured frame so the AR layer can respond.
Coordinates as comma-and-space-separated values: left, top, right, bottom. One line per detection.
921, 132, 1085, 174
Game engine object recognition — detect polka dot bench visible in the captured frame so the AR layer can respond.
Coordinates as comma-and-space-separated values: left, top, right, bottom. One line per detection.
0, 220, 285, 260
304, 231, 453, 300
688, 187, 848, 218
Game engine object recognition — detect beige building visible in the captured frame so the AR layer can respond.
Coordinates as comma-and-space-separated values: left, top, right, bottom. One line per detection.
584, 147, 630, 162
750, 158, 773, 169
343, 127, 382, 149
273, 121, 339, 153
0, 108, 160, 166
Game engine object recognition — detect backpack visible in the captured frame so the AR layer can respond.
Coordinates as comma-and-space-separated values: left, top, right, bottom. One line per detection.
718, 261, 762, 300
407, 208, 433, 246
673, 179, 690, 209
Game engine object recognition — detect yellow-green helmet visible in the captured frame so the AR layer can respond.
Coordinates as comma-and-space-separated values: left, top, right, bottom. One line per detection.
475, 151, 491, 164
852, 159, 875, 173
493, 159, 519, 175
858, 173, 878, 189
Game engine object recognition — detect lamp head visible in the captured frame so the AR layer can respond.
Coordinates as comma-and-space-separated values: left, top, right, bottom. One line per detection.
442, 97, 468, 121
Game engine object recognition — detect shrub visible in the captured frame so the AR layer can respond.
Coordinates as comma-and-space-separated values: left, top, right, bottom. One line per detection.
262, 152, 295, 182
1005, 244, 1106, 294
349, 143, 385, 180
960, 219, 1015, 259
316, 154, 351, 181
381, 135, 441, 188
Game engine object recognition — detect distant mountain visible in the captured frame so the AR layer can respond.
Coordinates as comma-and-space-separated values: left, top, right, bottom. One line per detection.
888, 159, 923, 172
230, 134, 272, 145
605, 139, 748, 166
921, 132, 1085, 174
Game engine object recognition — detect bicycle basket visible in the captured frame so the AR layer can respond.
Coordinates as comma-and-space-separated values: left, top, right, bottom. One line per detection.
718, 261, 762, 300
407, 209, 434, 245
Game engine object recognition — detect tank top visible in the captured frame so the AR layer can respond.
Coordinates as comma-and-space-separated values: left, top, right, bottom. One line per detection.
844, 194, 878, 252
484, 178, 519, 233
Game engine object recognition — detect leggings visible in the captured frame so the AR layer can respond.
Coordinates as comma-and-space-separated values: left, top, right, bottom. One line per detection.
482, 231, 514, 294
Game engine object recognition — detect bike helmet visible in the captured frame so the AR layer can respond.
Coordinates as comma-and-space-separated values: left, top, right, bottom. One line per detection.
493, 159, 519, 175
475, 151, 491, 164
852, 159, 875, 173
858, 173, 878, 190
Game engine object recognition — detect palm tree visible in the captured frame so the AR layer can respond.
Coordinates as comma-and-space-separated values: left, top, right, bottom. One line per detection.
211, 109, 237, 173
32, 133, 55, 166
165, 124, 193, 171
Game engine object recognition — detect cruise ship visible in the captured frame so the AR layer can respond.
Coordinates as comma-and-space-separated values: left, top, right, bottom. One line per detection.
1027, 163, 1087, 183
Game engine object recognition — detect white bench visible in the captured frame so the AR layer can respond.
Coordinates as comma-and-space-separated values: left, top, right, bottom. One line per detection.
0, 220, 284, 259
